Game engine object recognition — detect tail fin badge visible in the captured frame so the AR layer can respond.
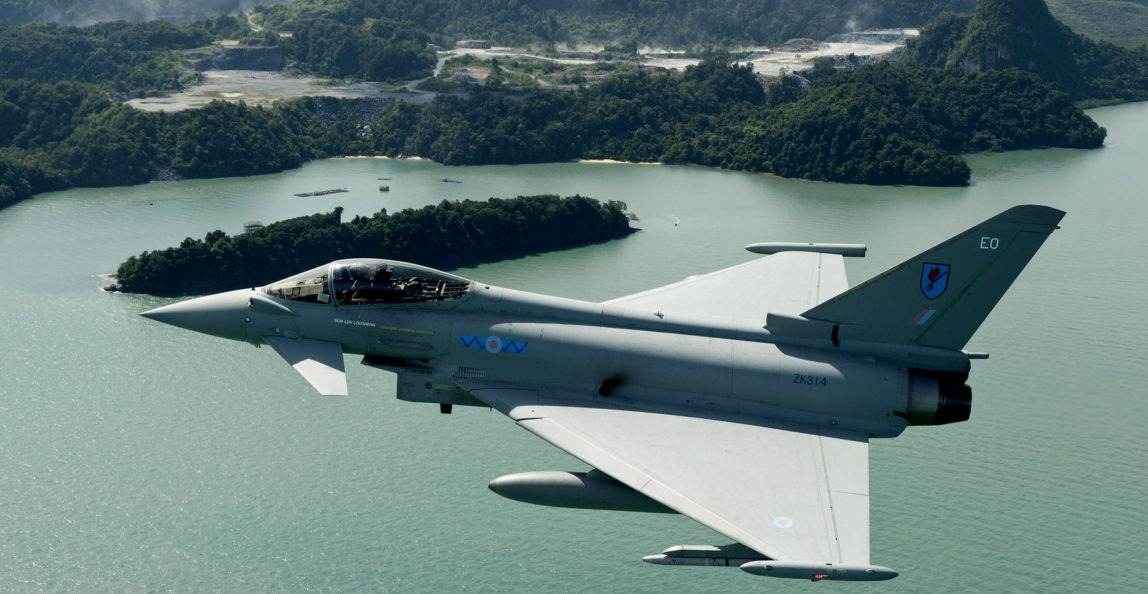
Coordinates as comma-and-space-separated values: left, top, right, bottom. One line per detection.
920, 263, 950, 300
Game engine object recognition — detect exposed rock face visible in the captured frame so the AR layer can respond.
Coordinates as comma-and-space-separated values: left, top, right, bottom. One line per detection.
190, 44, 287, 71
951, 0, 1081, 90
901, 0, 1092, 97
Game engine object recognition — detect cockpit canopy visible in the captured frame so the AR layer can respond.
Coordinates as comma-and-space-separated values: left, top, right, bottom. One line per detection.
265, 263, 332, 303
264, 259, 473, 305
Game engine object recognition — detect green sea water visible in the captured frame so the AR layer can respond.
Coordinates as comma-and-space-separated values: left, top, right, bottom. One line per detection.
1, 102, 1146, 592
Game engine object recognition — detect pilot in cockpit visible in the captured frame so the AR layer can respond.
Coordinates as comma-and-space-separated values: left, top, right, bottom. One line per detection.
373, 265, 393, 285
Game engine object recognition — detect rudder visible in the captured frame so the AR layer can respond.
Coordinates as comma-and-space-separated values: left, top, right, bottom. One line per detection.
800, 205, 1065, 350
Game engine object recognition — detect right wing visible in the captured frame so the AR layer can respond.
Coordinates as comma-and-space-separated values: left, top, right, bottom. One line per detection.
468, 384, 872, 566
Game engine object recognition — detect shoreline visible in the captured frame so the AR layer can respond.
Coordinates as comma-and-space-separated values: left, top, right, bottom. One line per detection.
575, 159, 664, 166
337, 155, 814, 185
341, 155, 430, 161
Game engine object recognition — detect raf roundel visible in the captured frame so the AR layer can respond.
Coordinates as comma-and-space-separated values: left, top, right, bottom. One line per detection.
484, 335, 503, 354
773, 516, 794, 529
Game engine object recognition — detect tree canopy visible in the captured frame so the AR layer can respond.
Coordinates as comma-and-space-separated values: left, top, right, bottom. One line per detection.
254, 0, 976, 48
899, 0, 1148, 103
1, 0, 1142, 208
114, 196, 635, 295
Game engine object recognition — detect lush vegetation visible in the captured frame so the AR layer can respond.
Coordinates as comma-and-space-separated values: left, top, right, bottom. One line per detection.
114, 195, 635, 295
900, 0, 1148, 103
0, 51, 1111, 209
0, 0, 285, 26
1045, 0, 1148, 47
8, 0, 1145, 55
1, 0, 1143, 208
278, 15, 435, 82
0, 85, 318, 206
0, 18, 250, 93
255, 0, 975, 49
268, 58, 1102, 186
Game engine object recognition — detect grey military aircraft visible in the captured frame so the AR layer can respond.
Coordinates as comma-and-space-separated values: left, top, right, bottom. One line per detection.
141, 205, 1063, 581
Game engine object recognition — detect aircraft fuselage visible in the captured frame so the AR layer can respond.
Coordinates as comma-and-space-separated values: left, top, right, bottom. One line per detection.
243, 283, 920, 438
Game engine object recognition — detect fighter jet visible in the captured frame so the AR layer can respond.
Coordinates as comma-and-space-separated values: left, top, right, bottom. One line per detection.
141, 205, 1064, 581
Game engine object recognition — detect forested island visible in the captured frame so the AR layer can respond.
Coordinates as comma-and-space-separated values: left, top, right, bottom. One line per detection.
113, 195, 634, 295
3, 0, 1148, 208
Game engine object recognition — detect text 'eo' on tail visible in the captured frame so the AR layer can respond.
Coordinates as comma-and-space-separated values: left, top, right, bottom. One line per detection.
801, 205, 1065, 351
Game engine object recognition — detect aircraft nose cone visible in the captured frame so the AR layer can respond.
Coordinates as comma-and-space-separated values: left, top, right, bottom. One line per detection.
140, 288, 253, 341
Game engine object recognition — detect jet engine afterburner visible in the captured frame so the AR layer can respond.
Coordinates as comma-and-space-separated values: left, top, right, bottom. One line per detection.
901, 369, 972, 425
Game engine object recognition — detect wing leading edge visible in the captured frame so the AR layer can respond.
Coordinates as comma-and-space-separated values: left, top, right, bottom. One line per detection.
603, 251, 850, 321
468, 385, 872, 566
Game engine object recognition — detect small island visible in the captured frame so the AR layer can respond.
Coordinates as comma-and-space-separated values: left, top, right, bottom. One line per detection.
112, 195, 635, 296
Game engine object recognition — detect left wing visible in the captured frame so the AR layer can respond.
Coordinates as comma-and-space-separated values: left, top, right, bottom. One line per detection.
603, 251, 849, 321
468, 384, 871, 566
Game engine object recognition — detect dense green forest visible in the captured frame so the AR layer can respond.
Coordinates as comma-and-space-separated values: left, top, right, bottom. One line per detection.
9, 0, 1147, 49
2, 0, 1146, 208
324, 59, 1102, 185
11, 0, 1147, 49
280, 14, 435, 82
114, 195, 634, 295
0, 52, 1108, 209
255, 0, 976, 49
0, 0, 286, 26
900, 0, 1148, 103
0, 18, 250, 93
1044, 0, 1148, 47
252, 0, 974, 79
0, 84, 317, 205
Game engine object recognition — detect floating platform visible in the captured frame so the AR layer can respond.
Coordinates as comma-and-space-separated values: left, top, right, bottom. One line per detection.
294, 188, 348, 197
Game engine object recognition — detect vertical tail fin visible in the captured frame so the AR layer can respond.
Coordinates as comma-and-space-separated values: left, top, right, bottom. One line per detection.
800, 205, 1064, 350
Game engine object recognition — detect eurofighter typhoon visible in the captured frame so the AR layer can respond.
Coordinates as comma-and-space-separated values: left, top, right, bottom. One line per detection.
141, 205, 1064, 581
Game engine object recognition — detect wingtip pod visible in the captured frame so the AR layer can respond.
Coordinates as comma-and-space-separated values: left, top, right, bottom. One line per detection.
739, 560, 898, 581
745, 242, 867, 257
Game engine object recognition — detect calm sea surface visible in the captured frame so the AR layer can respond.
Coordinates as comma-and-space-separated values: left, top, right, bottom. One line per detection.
2, 102, 1146, 592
